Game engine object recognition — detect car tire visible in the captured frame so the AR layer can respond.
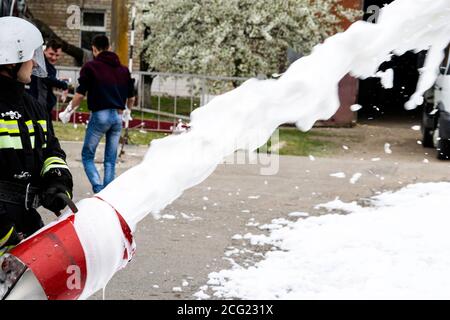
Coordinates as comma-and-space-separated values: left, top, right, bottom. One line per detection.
437, 109, 450, 160
437, 138, 450, 160
422, 128, 435, 148
421, 102, 438, 148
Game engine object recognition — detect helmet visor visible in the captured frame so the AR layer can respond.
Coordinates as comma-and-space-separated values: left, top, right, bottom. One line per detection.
31, 47, 47, 78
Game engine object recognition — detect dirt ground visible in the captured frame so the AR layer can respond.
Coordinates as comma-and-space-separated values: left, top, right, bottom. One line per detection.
312, 120, 434, 162
39, 119, 450, 300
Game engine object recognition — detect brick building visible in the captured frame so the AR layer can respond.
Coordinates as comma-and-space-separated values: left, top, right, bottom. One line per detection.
27, 0, 143, 71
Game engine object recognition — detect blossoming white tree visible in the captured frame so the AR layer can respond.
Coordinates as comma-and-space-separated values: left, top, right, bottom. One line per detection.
140, 0, 360, 78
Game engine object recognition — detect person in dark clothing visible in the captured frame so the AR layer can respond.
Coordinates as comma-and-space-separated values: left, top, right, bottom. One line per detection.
0, 0, 16, 17
27, 39, 69, 114
60, 35, 135, 194
0, 17, 74, 256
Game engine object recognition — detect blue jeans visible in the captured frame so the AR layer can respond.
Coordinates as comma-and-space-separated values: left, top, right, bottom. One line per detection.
82, 109, 122, 194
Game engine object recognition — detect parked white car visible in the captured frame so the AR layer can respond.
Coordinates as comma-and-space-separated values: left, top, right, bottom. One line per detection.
422, 45, 450, 160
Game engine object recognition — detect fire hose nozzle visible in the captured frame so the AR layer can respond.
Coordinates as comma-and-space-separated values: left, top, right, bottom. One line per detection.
0, 254, 47, 300
0, 215, 87, 300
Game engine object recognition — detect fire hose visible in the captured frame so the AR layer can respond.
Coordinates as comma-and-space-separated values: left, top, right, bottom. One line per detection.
0, 196, 135, 300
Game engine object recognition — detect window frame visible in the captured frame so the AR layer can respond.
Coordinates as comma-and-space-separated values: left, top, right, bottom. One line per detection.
81, 10, 106, 32
80, 10, 107, 50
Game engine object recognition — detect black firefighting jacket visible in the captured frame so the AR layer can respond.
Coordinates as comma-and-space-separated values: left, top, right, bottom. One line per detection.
0, 74, 70, 189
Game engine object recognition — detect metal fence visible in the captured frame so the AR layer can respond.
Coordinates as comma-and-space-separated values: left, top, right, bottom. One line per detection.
55, 66, 250, 131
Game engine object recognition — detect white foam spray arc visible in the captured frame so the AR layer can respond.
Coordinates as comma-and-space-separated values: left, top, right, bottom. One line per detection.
102, 0, 450, 224
18, 0, 450, 299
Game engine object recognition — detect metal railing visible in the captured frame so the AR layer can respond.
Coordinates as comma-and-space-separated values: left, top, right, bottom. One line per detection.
55, 66, 250, 131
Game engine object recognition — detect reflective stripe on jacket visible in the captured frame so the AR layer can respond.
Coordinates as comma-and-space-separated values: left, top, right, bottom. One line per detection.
0, 75, 68, 187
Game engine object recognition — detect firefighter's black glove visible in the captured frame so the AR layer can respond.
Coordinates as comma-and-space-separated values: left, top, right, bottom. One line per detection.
41, 168, 73, 215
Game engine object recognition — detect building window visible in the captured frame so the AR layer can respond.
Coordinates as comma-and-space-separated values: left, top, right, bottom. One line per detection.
81, 10, 106, 50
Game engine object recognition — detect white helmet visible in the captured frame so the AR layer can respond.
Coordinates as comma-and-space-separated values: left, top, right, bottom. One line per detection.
0, 17, 47, 78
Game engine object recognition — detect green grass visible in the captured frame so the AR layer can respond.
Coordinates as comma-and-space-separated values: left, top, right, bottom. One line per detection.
53, 122, 168, 146
277, 128, 337, 157
126, 129, 169, 145
146, 95, 199, 116
53, 122, 337, 157
53, 122, 87, 142
63, 96, 199, 122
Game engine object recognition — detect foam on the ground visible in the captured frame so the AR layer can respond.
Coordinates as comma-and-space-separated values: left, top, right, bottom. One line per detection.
204, 182, 450, 299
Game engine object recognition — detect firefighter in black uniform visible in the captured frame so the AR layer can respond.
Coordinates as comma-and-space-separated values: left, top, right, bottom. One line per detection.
0, 17, 74, 255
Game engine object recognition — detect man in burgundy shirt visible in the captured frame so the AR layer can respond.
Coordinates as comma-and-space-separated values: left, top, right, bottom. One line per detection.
62, 35, 135, 194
